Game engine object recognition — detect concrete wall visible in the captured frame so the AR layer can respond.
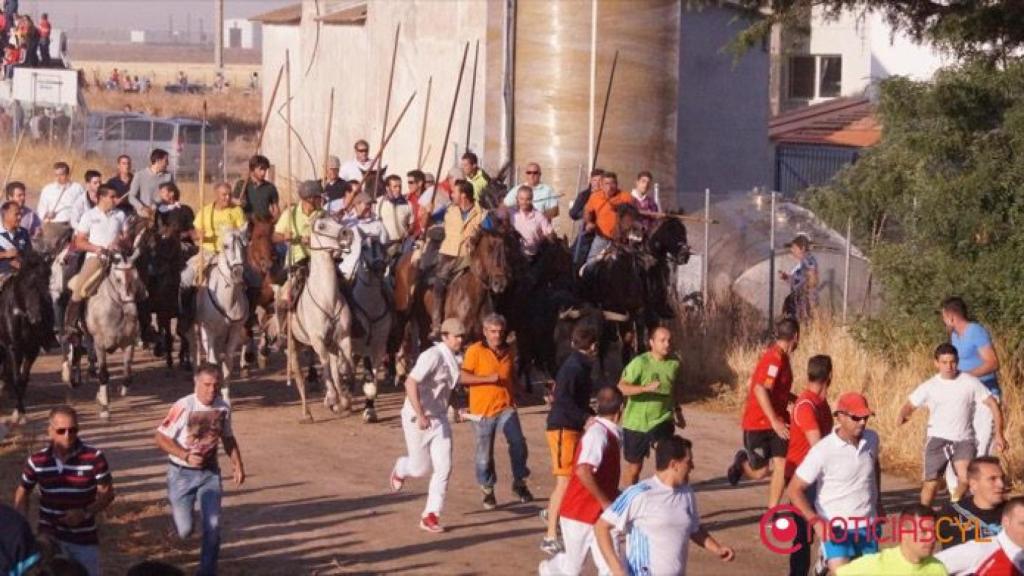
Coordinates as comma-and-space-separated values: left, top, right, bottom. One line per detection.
260, 0, 501, 192
677, 6, 771, 197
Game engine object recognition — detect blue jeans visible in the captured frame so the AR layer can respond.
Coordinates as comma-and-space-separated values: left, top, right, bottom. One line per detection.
585, 235, 611, 265
167, 465, 222, 576
472, 408, 530, 488
57, 541, 99, 576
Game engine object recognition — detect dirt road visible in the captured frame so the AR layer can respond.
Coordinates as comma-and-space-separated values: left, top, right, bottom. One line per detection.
0, 352, 919, 575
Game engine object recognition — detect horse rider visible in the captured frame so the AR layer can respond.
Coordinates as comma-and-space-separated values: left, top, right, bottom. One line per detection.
581, 172, 635, 267
510, 185, 554, 260
569, 168, 605, 273
64, 185, 131, 341
631, 171, 660, 232
343, 191, 386, 243
430, 180, 486, 339
70, 170, 102, 232
323, 156, 347, 203
504, 162, 559, 222
376, 174, 413, 270
36, 161, 84, 251
5, 181, 41, 238
460, 152, 490, 202
0, 199, 32, 284
273, 180, 323, 309
180, 182, 245, 323
154, 182, 196, 247
126, 149, 173, 219
233, 154, 280, 225
340, 139, 373, 183
326, 179, 358, 218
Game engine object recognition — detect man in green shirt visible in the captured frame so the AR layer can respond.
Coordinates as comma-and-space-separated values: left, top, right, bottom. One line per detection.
838, 505, 948, 576
273, 180, 323, 307
460, 151, 490, 202
617, 326, 686, 485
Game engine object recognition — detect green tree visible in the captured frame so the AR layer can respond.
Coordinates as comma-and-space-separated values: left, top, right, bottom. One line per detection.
807, 60, 1024, 354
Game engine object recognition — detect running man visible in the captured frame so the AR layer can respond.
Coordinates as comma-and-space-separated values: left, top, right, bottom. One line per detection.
390, 318, 496, 533
936, 496, 1024, 576
539, 387, 625, 576
837, 505, 948, 576
787, 392, 883, 573
595, 436, 735, 576
617, 325, 685, 485
728, 317, 799, 509
154, 365, 245, 576
898, 343, 1006, 505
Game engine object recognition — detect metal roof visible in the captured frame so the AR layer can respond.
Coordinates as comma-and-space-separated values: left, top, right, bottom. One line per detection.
249, 3, 302, 25
769, 97, 880, 148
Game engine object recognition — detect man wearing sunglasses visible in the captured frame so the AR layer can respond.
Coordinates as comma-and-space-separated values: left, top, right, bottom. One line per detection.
504, 162, 559, 222
340, 139, 374, 183
14, 406, 115, 576
787, 392, 883, 574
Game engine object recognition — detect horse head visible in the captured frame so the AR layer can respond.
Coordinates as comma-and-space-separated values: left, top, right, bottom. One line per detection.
360, 234, 387, 277
310, 215, 354, 257
470, 229, 511, 294
246, 218, 276, 273
109, 252, 139, 303
647, 214, 691, 264
219, 230, 246, 284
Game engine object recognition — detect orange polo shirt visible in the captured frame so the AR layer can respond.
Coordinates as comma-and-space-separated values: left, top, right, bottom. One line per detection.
584, 190, 634, 238
462, 341, 516, 418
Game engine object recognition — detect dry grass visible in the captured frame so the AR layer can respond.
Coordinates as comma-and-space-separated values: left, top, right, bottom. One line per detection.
678, 299, 1024, 484
76, 59, 260, 92
85, 89, 261, 135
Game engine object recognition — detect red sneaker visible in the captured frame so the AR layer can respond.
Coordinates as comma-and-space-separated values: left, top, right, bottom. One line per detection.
390, 465, 404, 492
419, 513, 444, 533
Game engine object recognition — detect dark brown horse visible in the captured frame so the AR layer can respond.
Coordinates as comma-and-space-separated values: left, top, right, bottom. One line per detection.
244, 219, 278, 367
146, 225, 192, 370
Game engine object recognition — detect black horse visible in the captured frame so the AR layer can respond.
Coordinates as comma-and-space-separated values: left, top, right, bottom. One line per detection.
578, 211, 689, 364
147, 230, 194, 370
0, 251, 57, 422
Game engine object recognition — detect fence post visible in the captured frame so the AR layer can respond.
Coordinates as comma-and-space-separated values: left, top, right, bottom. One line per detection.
843, 215, 851, 324
222, 126, 228, 182
702, 188, 710, 330
768, 189, 776, 334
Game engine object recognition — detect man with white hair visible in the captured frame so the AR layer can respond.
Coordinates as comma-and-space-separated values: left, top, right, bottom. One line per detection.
504, 162, 558, 221
324, 156, 346, 203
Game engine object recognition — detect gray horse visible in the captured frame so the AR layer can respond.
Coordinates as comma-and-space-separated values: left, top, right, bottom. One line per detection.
346, 226, 392, 423
183, 229, 250, 402
61, 248, 141, 420
287, 215, 355, 422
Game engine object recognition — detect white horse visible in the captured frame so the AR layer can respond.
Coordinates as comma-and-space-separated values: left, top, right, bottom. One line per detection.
61, 248, 141, 420
287, 215, 355, 422
185, 230, 250, 401
344, 226, 392, 423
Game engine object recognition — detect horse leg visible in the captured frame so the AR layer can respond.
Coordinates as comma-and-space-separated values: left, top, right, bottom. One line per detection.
288, 334, 313, 423
237, 324, 251, 380
161, 315, 173, 370
95, 347, 110, 420
121, 345, 134, 397
6, 347, 25, 424
313, 340, 340, 413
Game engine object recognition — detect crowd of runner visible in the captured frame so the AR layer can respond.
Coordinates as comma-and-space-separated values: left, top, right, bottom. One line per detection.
0, 137, 1018, 576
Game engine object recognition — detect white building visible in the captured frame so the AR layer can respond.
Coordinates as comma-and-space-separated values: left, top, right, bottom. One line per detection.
775, 7, 953, 112
224, 18, 262, 50
253, 0, 773, 228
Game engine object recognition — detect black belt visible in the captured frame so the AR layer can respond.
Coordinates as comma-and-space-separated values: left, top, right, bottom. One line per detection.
168, 460, 218, 473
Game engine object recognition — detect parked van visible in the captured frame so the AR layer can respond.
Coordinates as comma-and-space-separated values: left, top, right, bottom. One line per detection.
83, 114, 223, 178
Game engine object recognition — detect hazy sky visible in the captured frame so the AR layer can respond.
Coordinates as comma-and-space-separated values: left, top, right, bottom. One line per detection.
16, 0, 295, 30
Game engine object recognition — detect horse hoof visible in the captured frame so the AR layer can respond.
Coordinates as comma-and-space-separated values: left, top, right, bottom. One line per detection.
299, 413, 314, 424
338, 394, 352, 411
120, 384, 130, 398
61, 363, 71, 387
257, 355, 268, 370
99, 410, 110, 421
362, 408, 377, 423
220, 387, 231, 403
240, 368, 250, 379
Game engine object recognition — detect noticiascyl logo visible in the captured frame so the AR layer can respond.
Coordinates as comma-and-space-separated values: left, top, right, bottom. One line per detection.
759, 504, 805, 554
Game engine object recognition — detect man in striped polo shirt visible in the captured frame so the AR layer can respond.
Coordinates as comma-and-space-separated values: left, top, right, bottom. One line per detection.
14, 406, 115, 576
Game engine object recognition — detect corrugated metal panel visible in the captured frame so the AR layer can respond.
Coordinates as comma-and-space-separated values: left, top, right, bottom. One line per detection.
774, 143, 859, 196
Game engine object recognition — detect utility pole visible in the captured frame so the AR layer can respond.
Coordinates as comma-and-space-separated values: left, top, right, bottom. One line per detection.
214, 0, 224, 70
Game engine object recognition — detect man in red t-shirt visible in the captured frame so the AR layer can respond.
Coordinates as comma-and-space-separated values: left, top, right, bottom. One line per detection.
784, 355, 833, 576
539, 386, 624, 576
727, 318, 799, 510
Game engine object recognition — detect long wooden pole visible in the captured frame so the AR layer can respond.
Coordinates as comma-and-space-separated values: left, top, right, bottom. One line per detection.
592, 49, 619, 170
285, 50, 294, 388
195, 100, 208, 364
255, 63, 285, 155
360, 92, 418, 189
417, 76, 432, 171
1, 128, 27, 193
465, 39, 479, 151
429, 42, 471, 215
376, 23, 401, 181
322, 87, 335, 185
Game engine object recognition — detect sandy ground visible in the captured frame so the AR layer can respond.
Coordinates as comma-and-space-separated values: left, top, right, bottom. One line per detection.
0, 349, 921, 575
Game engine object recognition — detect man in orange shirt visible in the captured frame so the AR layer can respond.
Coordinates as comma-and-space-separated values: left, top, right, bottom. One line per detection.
727, 318, 800, 509
461, 313, 532, 510
582, 172, 635, 266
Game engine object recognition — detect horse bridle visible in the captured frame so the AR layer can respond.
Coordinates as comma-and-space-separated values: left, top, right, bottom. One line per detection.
205, 236, 246, 323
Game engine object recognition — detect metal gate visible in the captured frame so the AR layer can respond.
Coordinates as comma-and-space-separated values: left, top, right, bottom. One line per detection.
774, 143, 860, 197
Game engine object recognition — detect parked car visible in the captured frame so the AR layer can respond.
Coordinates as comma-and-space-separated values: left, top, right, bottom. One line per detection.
83, 114, 223, 178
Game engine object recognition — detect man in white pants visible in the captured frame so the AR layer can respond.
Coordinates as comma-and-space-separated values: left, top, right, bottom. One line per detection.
389, 318, 497, 533
539, 386, 625, 576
